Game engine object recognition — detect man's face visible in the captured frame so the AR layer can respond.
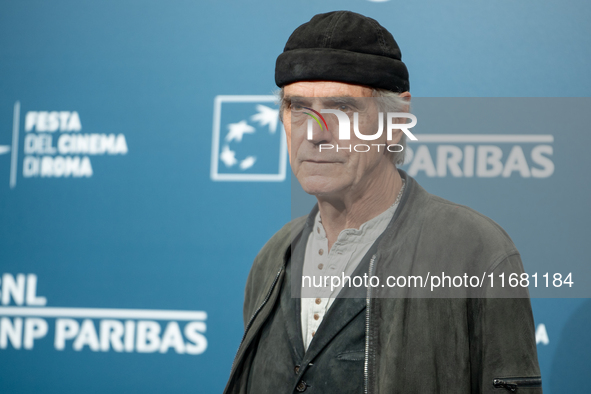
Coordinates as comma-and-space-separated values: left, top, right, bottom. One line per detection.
283, 81, 405, 198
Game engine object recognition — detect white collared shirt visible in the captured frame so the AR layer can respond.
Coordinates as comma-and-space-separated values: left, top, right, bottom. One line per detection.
300, 200, 400, 350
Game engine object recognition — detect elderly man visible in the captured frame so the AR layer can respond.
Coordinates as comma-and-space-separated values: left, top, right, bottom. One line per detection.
223, 11, 542, 394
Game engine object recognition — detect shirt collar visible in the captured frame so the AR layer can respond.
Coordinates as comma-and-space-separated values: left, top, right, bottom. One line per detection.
313, 199, 400, 246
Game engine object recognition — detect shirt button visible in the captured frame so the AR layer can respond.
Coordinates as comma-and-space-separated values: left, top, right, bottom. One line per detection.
312, 331, 315, 337
314, 313, 319, 320
317, 227, 320, 233
318, 249, 324, 255
296, 381, 307, 392
315, 298, 321, 305
294, 365, 300, 374
318, 263, 323, 270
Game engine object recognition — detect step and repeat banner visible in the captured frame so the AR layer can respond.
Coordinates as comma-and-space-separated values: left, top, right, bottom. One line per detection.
1, 1, 589, 393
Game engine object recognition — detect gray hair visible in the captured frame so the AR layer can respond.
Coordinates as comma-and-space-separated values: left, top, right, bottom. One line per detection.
276, 87, 410, 166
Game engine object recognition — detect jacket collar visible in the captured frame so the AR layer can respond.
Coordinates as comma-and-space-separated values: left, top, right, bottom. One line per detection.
280, 169, 415, 366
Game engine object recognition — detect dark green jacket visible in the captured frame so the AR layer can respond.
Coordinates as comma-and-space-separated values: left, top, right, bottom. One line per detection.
224, 171, 542, 393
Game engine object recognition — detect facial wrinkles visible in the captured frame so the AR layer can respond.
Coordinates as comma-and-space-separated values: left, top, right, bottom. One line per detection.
284, 82, 390, 196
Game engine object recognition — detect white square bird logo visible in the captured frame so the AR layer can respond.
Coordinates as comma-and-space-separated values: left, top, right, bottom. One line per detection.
210, 95, 287, 182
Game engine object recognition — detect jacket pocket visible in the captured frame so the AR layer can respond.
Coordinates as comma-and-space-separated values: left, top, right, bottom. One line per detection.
336, 350, 365, 361
493, 376, 542, 391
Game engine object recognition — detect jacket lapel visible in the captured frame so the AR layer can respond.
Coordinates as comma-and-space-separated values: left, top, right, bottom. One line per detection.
280, 243, 307, 361
300, 296, 367, 365
281, 209, 373, 366
297, 243, 375, 365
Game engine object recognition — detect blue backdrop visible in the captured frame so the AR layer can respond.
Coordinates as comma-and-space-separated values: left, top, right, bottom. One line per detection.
0, 1, 589, 393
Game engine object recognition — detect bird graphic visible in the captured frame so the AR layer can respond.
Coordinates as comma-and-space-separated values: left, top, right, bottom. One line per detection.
251, 105, 279, 133
219, 103, 281, 173
225, 120, 255, 143
220, 145, 238, 167
239, 156, 256, 170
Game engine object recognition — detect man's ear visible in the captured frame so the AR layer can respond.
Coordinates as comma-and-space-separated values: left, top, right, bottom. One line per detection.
398, 91, 411, 113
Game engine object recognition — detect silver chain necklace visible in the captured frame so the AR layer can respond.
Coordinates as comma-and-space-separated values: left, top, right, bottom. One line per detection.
394, 178, 406, 206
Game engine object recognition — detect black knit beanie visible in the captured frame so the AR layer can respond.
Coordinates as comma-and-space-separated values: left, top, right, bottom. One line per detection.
275, 11, 409, 93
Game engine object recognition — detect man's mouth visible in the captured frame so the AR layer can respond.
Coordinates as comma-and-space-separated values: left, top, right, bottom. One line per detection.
303, 159, 337, 164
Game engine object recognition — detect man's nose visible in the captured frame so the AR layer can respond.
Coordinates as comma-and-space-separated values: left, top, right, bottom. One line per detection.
306, 117, 333, 145
305, 108, 334, 145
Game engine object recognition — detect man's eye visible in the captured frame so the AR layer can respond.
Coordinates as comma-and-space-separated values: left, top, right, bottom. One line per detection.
290, 103, 304, 111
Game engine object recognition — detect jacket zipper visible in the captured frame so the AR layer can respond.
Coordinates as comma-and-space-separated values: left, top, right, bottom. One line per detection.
493, 377, 542, 391
229, 264, 285, 373
364, 254, 377, 394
